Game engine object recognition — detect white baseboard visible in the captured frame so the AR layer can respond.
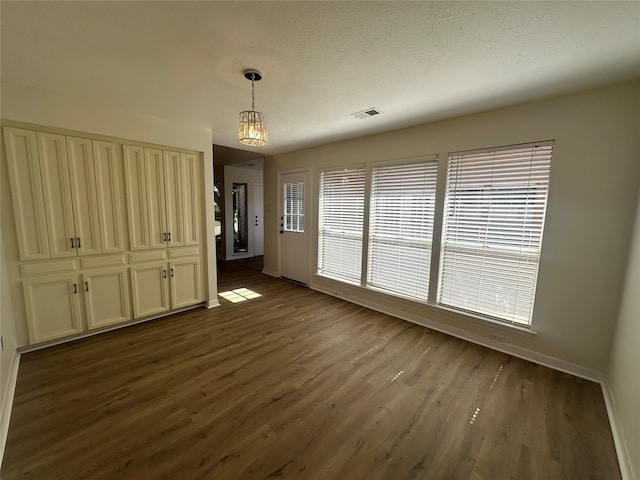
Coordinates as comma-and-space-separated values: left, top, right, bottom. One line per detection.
311, 284, 603, 382
1, 349, 20, 467
19, 304, 204, 354
311, 286, 604, 383
206, 299, 220, 308
311, 285, 640, 476
262, 268, 279, 278
601, 382, 635, 480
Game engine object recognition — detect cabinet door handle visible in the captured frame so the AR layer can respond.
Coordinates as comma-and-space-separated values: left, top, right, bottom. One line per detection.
163, 269, 167, 278
163, 232, 167, 242
76, 237, 81, 249
70, 237, 75, 249
171, 268, 174, 278
85, 281, 89, 292
167, 232, 171, 242
73, 283, 78, 294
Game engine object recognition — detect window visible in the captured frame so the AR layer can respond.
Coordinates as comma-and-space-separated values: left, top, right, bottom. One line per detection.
438, 142, 553, 325
318, 167, 366, 283
284, 181, 304, 232
367, 158, 438, 301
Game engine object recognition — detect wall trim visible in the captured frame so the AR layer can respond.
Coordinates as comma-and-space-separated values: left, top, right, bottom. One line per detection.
19, 304, 204, 353
206, 299, 221, 308
601, 381, 635, 480
311, 285, 640, 476
1, 348, 20, 467
311, 284, 603, 381
262, 268, 279, 278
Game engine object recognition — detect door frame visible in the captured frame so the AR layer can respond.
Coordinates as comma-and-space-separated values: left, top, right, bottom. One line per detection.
277, 168, 312, 283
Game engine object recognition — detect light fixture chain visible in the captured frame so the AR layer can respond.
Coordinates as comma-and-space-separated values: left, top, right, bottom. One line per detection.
251, 74, 255, 111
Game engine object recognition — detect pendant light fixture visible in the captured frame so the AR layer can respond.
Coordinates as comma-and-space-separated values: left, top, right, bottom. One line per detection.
239, 69, 267, 146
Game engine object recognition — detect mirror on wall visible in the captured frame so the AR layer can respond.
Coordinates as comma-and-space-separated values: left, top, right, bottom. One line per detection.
232, 182, 248, 253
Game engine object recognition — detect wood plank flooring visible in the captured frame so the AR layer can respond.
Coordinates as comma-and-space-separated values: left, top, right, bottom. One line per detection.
2, 260, 621, 479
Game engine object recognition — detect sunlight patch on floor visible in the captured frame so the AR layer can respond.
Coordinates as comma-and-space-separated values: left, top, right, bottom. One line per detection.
218, 288, 262, 303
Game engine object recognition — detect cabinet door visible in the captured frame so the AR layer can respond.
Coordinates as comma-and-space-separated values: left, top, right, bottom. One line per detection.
67, 137, 102, 256
93, 140, 126, 253
180, 153, 200, 246
163, 150, 184, 247
163, 151, 184, 247
123, 145, 150, 251
130, 263, 170, 318
170, 258, 201, 308
84, 267, 131, 329
145, 148, 168, 249
3, 127, 50, 261
38, 132, 76, 258
23, 273, 82, 343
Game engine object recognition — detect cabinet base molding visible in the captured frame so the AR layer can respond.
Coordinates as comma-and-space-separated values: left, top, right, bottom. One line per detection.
18, 303, 205, 354
261, 268, 279, 278
206, 299, 221, 308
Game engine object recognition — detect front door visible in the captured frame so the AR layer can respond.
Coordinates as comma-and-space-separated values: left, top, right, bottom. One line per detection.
280, 170, 309, 284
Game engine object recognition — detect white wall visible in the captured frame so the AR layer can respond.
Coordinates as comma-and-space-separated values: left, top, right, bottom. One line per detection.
265, 79, 640, 375
0, 82, 219, 344
223, 165, 263, 260
608, 187, 640, 480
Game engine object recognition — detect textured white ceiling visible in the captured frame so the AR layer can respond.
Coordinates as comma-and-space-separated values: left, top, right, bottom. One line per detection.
1, 1, 639, 155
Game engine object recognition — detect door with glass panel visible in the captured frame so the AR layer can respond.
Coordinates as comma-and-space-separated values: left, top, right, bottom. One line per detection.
279, 170, 309, 284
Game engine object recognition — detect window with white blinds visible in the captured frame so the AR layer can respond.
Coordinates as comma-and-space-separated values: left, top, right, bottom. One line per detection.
284, 181, 304, 232
367, 158, 438, 300
438, 141, 553, 325
318, 167, 366, 283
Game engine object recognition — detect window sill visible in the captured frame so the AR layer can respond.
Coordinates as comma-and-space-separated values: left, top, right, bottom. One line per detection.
313, 273, 538, 338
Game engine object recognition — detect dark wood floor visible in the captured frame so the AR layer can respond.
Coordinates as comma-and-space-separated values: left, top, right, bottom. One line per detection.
2, 260, 620, 479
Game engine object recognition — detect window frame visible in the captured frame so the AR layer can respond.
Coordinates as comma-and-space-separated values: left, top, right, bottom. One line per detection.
317, 165, 367, 285
365, 155, 439, 302
437, 141, 553, 326
283, 180, 305, 233
314, 141, 553, 330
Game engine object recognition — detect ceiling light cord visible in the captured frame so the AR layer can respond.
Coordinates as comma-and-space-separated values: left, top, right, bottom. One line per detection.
251, 73, 256, 111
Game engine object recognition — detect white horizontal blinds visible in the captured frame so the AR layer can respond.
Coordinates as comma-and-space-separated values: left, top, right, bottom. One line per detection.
438, 142, 553, 325
318, 167, 366, 283
284, 181, 304, 232
367, 159, 438, 300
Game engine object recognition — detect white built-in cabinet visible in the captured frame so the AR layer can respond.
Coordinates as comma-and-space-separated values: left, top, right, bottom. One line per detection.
83, 266, 131, 329
123, 145, 200, 251
170, 257, 201, 308
3, 128, 52, 261
22, 272, 83, 342
39, 134, 102, 257
21, 261, 132, 343
3, 125, 205, 345
4, 127, 124, 259
130, 262, 170, 318
129, 251, 202, 319
93, 140, 127, 254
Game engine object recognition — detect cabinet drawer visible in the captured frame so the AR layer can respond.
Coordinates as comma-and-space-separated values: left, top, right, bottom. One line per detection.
82, 254, 127, 269
169, 247, 199, 258
129, 250, 168, 264
21, 259, 78, 277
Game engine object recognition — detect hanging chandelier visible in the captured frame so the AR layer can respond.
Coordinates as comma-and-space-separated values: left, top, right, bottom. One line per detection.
238, 69, 267, 146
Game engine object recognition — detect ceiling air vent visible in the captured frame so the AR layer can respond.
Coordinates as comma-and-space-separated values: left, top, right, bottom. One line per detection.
351, 108, 383, 119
